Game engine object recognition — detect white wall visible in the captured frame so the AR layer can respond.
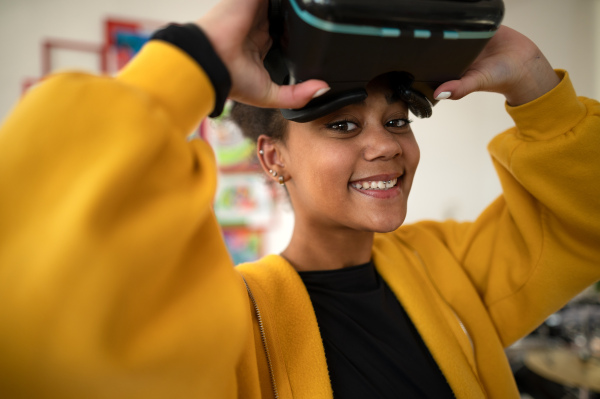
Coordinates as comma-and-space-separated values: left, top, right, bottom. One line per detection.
0, 0, 597, 255
0, 0, 216, 119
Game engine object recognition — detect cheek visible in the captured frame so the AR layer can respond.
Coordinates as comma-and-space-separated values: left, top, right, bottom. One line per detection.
288, 143, 356, 202
308, 149, 355, 192
412, 142, 421, 169
404, 135, 420, 170
402, 137, 420, 196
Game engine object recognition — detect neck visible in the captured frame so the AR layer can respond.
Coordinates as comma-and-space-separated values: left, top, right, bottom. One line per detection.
281, 220, 374, 272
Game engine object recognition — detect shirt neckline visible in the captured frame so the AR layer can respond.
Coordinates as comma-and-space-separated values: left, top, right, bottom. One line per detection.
298, 260, 378, 293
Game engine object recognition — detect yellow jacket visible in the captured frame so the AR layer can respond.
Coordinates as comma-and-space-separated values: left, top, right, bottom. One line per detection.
0, 40, 599, 398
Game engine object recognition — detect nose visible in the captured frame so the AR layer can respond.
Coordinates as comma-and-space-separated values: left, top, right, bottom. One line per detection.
362, 124, 402, 161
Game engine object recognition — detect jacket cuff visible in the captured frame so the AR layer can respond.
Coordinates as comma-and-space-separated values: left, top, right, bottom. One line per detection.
151, 23, 231, 118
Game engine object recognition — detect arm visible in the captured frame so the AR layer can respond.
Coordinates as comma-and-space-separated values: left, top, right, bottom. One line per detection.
430, 27, 600, 345
0, 0, 326, 396
0, 33, 244, 398
462, 74, 598, 345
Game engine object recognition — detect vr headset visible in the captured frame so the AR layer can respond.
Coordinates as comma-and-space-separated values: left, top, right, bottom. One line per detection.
264, 0, 504, 122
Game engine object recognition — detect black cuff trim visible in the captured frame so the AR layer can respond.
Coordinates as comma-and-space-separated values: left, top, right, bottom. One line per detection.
150, 23, 231, 118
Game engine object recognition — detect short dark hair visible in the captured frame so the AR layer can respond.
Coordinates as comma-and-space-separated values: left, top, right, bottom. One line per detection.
229, 103, 288, 143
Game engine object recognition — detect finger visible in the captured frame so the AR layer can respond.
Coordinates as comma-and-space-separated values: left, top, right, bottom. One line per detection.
433, 70, 488, 101
263, 80, 330, 109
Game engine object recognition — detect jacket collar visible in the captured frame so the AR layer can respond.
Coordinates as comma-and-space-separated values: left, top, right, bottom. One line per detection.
238, 249, 487, 399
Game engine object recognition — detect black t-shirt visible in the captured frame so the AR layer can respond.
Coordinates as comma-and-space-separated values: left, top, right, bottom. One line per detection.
298, 261, 455, 399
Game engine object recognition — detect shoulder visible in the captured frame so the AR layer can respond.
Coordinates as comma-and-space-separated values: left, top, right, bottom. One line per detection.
236, 254, 289, 278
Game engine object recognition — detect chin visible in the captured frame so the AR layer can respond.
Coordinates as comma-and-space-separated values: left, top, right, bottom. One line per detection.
367, 215, 406, 233
372, 224, 403, 234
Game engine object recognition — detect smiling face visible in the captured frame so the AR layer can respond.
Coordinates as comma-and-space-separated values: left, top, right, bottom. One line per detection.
275, 79, 420, 235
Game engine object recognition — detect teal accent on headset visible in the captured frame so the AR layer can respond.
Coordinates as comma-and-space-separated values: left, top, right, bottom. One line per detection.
414, 30, 432, 39
288, 0, 401, 37
289, 0, 497, 39
443, 30, 496, 39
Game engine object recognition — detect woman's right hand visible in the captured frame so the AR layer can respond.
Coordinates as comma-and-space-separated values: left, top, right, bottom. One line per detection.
196, 0, 329, 109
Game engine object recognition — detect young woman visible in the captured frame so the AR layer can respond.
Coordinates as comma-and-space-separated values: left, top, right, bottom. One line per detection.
0, 0, 598, 397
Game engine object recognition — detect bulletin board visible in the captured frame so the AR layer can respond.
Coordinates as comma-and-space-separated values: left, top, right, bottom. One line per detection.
206, 102, 277, 264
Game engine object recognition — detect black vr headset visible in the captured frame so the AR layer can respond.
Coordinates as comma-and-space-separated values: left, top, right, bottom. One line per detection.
264, 0, 505, 122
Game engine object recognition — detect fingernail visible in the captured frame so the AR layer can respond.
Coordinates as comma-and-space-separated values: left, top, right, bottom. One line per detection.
435, 91, 451, 100
312, 87, 330, 99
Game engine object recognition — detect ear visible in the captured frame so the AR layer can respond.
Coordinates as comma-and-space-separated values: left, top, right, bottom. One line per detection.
257, 134, 288, 184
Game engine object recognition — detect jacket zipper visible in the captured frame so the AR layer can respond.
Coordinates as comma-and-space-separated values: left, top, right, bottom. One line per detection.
242, 276, 279, 399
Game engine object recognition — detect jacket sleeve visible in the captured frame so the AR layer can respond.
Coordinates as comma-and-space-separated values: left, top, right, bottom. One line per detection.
410, 71, 600, 346
0, 40, 248, 398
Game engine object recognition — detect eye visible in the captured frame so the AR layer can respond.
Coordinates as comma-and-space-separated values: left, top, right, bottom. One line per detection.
385, 118, 412, 129
326, 120, 359, 132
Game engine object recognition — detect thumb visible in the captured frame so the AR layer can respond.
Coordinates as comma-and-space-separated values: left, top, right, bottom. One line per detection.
263, 79, 330, 109
433, 70, 488, 101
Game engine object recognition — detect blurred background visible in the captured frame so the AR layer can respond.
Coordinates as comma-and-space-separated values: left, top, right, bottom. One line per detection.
0, 0, 599, 397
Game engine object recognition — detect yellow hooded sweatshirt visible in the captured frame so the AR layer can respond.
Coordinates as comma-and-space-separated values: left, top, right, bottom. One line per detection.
0, 40, 599, 398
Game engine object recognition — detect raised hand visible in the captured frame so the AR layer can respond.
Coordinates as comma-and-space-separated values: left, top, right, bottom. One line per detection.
434, 26, 561, 106
196, 0, 329, 109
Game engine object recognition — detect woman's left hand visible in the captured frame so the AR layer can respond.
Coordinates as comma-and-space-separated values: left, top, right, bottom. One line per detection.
434, 26, 561, 106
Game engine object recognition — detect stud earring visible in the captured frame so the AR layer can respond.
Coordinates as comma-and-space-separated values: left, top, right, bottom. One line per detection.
278, 176, 285, 185
270, 169, 278, 177
259, 150, 264, 155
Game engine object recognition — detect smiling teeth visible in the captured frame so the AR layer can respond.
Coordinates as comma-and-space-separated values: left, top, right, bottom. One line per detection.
352, 178, 398, 190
